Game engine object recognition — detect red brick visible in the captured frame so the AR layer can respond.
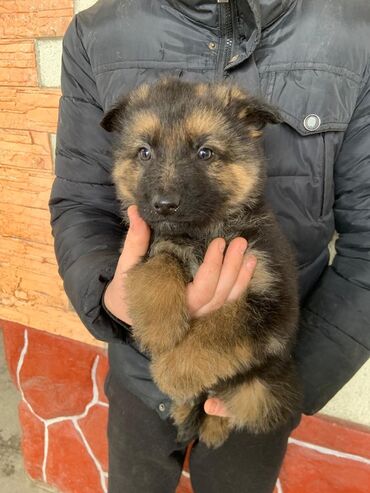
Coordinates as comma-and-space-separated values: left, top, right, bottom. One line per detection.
0, 167, 53, 213
47, 420, 103, 493
19, 400, 45, 481
0, 202, 54, 245
0, 1, 73, 39
0, 87, 60, 132
0, 130, 52, 171
0, 237, 68, 315
78, 404, 108, 471
0, 39, 37, 85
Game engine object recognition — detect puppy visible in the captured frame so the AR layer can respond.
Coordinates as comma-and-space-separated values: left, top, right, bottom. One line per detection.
101, 78, 301, 448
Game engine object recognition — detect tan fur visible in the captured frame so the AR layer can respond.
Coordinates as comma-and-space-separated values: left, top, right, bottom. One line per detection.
124, 253, 190, 355
112, 158, 140, 203
130, 83, 150, 102
199, 415, 230, 449
213, 84, 229, 101
150, 240, 199, 280
214, 84, 244, 104
151, 342, 235, 401
228, 86, 245, 100
194, 83, 209, 97
130, 110, 160, 137
224, 378, 283, 433
265, 335, 286, 356
208, 162, 260, 207
237, 107, 248, 119
185, 109, 226, 137
249, 129, 263, 138
247, 248, 276, 294
170, 401, 194, 426
151, 303, 255, 401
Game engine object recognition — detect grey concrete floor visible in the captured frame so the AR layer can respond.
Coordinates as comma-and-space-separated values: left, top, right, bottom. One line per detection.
0, 331, 54, 492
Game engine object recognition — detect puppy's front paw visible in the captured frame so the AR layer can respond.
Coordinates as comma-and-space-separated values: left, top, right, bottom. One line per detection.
151, 351, 218, 401
125, 253, 189, 354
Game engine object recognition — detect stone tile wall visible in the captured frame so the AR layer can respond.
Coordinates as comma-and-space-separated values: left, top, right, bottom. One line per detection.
2, 321, 370, 493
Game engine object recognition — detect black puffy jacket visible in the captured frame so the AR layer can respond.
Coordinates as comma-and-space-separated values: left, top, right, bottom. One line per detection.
49, 0, 370, 419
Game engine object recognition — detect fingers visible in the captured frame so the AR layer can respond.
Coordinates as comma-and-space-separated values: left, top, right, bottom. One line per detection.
117, 205, 151, 274
191, 238, 249, 318
204, 398, 231, 417
186, 238, 226, 315
204, 238, 248, 310
227, 254, 257, 303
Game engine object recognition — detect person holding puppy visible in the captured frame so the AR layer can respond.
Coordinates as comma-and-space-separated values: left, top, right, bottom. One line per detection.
49, 1, 370, 492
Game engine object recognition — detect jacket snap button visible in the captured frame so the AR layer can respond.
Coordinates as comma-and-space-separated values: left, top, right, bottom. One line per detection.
158, 403, 166, 412
208, 41, 217, 50
304, 114, 321, 131
229, 54, 239, 63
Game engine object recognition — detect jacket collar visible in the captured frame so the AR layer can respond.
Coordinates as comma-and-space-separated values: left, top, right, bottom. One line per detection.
171, 1, 296, 31
233, 0, 296, 63
257, 0, 296, 29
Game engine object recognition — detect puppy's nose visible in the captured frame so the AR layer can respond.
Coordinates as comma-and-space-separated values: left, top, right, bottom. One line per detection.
152, 194, 180, 215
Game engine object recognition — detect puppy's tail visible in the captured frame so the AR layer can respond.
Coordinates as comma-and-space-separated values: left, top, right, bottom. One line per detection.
176, 394, 207, 444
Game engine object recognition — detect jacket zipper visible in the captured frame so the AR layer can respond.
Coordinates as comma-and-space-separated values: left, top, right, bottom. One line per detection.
217, 0, 234, 79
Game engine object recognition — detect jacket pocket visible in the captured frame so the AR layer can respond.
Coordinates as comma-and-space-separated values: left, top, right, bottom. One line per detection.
260, 67, 361, 219
97, 67, 213, 112
97, 67, 185, 111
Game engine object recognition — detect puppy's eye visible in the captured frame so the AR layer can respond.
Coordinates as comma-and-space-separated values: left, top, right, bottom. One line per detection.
138, 147, 151, 161
197, 147, 213, 160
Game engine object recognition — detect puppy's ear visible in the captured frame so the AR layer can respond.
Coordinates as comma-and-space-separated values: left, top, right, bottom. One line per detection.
100, 97, 129, 132
242, 99, 282, 129
223, 85, 282, 135
234, 97, 281, 131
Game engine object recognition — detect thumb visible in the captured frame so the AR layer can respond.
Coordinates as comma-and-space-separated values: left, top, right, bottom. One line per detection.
204, 398, 231, 417
118, 205, 151, 273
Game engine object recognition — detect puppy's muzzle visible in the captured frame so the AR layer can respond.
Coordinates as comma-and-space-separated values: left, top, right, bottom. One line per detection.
152, 193, 181, 216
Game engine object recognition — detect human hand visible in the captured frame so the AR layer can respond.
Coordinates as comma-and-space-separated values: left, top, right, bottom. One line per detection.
104, 206, 257, 326
204, 398, 231, 417
186, 237, 257, 318
103, 205, 151, 325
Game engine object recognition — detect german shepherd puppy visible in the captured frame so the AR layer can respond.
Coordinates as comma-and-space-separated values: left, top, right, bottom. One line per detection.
101, 78, 301, 448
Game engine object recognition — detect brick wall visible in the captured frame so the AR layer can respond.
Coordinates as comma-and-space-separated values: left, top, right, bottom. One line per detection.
0, 0, 100, 346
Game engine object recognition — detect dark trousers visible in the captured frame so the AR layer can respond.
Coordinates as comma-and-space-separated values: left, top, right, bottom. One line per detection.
106, 376, 300, 493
